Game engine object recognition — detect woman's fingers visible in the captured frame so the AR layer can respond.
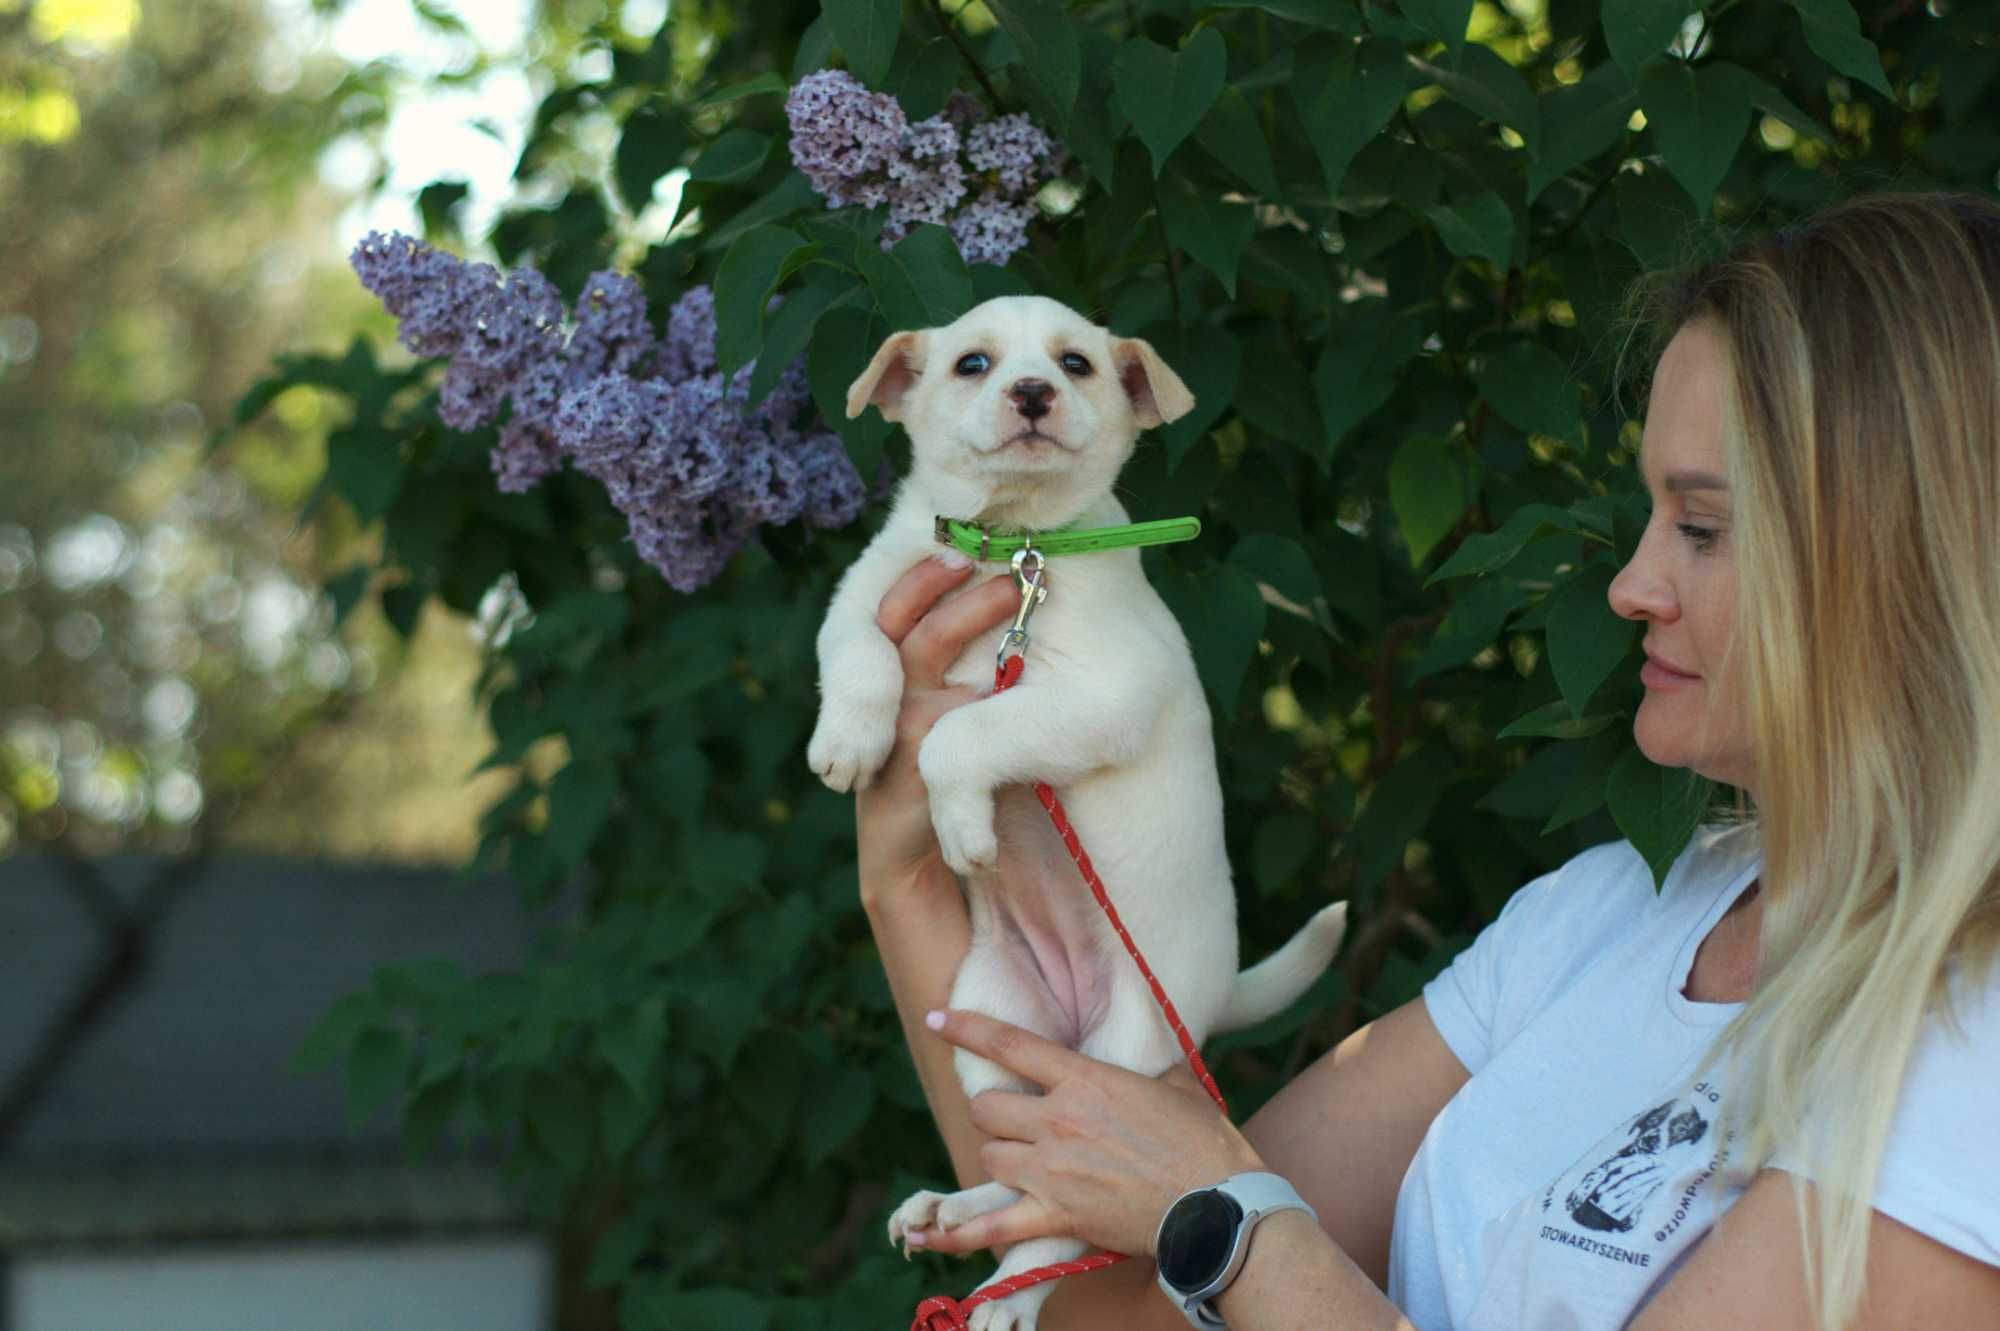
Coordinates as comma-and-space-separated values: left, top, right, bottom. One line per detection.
881, 563, 1021, 690
926, 1009, 1082, 1088
912, 1192, 1069, 1255
967, 1087, 1046, 1142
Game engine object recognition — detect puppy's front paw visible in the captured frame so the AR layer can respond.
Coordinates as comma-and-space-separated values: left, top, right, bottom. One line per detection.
807, 693, 898, 792
888, 1189, 977, 1259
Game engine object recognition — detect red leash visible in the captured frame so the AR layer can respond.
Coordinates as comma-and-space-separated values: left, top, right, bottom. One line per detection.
908, 641, 1229, 1331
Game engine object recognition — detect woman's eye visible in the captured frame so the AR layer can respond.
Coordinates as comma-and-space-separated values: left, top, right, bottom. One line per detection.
1676, 522, 1719, 553
955, 352, 990, 376
1059, 352, 1092, 376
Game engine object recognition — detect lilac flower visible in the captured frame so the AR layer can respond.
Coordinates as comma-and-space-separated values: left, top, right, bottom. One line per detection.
965, 113, 1066, 195
350, 231, 873, 593
785, 69, 907, 209
950, 191, 1039, 267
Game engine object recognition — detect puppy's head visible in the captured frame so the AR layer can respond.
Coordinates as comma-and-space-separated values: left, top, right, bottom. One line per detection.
845, 295, 1194, 524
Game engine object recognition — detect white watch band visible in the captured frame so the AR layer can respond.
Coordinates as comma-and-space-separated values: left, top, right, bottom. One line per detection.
1155, 1171, 1318, 1328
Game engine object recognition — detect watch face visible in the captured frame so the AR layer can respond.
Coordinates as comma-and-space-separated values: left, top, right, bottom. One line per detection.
1158, 1190, 1244, 1292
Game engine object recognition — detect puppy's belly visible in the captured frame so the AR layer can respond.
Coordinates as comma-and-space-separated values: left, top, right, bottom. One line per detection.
964, 784, 1115, 1048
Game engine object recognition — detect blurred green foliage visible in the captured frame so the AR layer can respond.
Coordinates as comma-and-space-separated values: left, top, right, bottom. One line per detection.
245, 0, 2000, 1325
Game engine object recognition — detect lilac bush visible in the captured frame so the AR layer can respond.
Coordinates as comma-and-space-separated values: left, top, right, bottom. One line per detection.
784, 69, 1065, 263
350, 232, 866, 592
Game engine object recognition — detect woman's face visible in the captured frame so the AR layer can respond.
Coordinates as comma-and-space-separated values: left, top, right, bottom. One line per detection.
1607, 320, 1756, 793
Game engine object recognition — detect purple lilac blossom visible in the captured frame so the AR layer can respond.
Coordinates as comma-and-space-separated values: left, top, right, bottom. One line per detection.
784, 71, 1061, 265
347, 230, 870, 590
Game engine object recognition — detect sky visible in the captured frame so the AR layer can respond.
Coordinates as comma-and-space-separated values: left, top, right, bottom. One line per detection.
266, 0, 670, 252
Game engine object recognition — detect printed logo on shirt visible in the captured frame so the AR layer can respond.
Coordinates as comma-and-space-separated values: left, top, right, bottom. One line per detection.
1537, 1080, 1736, 1267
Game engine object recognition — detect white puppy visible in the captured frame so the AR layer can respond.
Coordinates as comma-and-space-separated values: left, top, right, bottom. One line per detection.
809, 295, 1345, 1331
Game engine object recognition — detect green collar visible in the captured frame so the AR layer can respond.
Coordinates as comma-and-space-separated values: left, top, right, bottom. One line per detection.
933, 514, 1203, 562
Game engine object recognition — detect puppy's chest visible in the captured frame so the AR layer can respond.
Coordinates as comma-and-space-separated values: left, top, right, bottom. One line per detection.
935, 563, 1098, 690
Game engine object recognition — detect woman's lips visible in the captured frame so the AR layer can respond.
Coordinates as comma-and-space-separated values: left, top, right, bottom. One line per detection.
1641, 654, 1700, 688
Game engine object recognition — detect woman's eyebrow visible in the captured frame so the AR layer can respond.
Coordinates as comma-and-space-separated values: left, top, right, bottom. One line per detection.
1664, 470, 1728, 493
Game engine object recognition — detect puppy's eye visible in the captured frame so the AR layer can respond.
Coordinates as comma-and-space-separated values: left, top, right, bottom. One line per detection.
1059, 352, 1092, 376
955, 352, 991, 377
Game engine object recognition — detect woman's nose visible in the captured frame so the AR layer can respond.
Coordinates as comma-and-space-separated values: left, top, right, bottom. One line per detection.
1608, 539, 1675, 623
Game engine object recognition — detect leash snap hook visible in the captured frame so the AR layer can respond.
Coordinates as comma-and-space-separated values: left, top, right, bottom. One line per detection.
996, 545, 1047, 668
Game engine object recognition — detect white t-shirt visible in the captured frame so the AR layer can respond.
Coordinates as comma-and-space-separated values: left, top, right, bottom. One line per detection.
1385, 824, 2000, 1331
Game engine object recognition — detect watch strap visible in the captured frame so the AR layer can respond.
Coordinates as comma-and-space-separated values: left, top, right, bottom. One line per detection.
1156, 1171, 1318, 1329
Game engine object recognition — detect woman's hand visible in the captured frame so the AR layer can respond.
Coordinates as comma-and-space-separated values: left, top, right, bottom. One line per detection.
907, 1008, 1269, 1260
855, 556, 1023, 885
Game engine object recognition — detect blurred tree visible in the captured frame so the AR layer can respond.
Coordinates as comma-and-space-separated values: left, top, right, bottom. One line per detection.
0, 0, 519, 862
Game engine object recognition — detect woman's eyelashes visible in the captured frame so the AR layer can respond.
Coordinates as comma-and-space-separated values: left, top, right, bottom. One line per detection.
1676, 521, 1722, 553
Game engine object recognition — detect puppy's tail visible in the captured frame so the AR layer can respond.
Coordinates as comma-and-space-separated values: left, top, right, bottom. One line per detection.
1212, 902, 1349, 1034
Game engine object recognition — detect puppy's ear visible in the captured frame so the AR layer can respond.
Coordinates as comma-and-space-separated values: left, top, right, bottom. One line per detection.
1112, 337, 1196, 428
846, 331, 926, 422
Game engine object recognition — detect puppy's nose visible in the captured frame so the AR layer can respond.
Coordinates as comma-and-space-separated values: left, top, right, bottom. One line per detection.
1010, 378, 1054, 421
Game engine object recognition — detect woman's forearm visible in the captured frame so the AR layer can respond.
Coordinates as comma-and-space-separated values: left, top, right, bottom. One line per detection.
1212, 1209, 1421, 1331
860, 848, 984, 1188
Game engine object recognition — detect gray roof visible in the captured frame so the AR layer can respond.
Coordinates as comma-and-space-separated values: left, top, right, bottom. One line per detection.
0, 853, 538, 1244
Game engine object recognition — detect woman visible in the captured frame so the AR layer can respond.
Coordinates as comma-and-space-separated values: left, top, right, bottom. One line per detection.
856, 191, 2000, 1330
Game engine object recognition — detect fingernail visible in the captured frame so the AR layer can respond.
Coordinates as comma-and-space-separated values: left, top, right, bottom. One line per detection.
925, 1009, 946, 1030
932, 549, 973, 572
907, 1230, 929, 1247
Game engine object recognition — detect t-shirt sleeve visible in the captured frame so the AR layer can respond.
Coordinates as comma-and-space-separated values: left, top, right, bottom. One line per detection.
1420, 855, 1579, 1076
1775, 964, 2000, 1268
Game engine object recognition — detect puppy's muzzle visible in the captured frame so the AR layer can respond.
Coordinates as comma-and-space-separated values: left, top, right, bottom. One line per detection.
1009, 377, 1054, 422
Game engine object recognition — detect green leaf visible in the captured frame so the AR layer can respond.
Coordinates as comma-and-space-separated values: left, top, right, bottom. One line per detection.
1388, 436, 1478, 566
1637, 56, 1752, 216
403, 1068, 463, 1159
1214, 0, 1362, 27
1614, 167, 1705, 270
748, 272, 860, 407
1606, 748, 1713, 887
699, 171, 820, 253
1602, 0, 1700, 84
1346, 744, 1456, 891
1478, 738, 1584, 821
1527, 63, 1638, 203
823, 0, 902, 86
1706, 63, 1832, 146
545, 758, 618, 868
1290, 36, 1408, 199
1233, 331, 1322, 450
1158, 175, 1256, 296
1114, 29, 1229, 177
1474, 341, 1583, 443
798, 1060, 876, 1166
1416, 45, 1540, 157
1426, 190, 1516, 270
1230, 534, 1333, 633
599, 999, 666, 1098
525, 1071, 594, 1174
1497, 699, 1621, 740
296, 991, 388, 1072
346, 1027, 406, 1126
1153, 562, 1269, 712
615, 104, 688, 212
1150, 323, 1238, 471
857, 223, 974, 329
1411, 577, 1528, 677
1402, 0, 1474, 64
326, 565, 370, 627
882, 35, 962, 120
693, 72, 792, 108
324, 424, 402, 525
808, 304, 893, 480
1196, 85, 1281, 199
1427, 502, 1583, 584
1788, 0, 1892, 98
1543, 728, 1627, 831
1253, 811, 1319, 896
599, 1079, 650, 1158
986, 0, 1081, 127
1315, 303, 1426, 455
1546, 561, 1641, 716
713, 225, 815, 376
689, 128, 772, 185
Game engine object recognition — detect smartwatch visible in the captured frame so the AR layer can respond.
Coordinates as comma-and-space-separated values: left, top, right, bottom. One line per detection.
1154, 1171, 1318, 1328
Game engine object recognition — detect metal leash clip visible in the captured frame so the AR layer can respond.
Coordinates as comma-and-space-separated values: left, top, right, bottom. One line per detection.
996, 545, 1047, 668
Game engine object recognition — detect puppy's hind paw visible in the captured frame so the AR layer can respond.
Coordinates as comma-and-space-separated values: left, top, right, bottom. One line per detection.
967, 1289, 1043, 1331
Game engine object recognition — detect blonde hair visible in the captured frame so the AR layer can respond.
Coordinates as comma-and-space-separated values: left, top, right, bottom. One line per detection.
1621, 191, 2000, 1329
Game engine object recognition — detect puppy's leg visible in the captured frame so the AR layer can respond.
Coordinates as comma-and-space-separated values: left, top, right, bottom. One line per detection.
887, 935, 1058, 1253
917, 672, 1169, 874
808, 544, 942, 792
